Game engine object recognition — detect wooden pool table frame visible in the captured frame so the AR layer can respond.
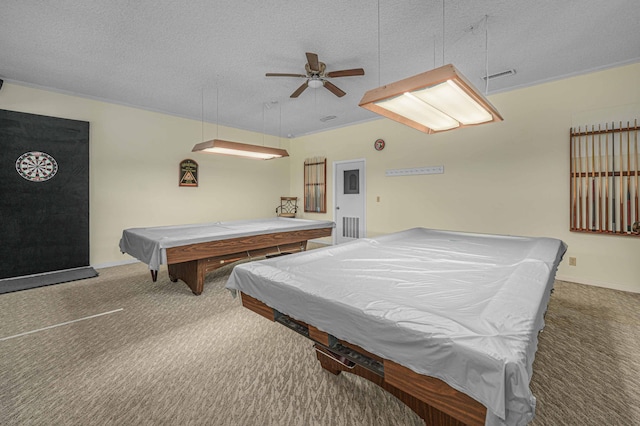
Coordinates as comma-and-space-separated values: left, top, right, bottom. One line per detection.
240, 292, 487, 426
153, 226, 333, 295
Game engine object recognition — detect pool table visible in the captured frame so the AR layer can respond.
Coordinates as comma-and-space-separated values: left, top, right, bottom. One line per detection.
119, 217, 334, 295
226, 228, 567, 425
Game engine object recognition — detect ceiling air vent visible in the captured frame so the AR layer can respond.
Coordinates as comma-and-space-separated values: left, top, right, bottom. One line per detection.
482, 69, 516, 81
320, 115, 337, 122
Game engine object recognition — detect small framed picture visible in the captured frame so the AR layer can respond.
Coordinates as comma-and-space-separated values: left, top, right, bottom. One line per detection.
179, 159, 198, 187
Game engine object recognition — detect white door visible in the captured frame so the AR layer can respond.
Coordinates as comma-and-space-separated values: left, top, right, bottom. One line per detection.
334, 159, 366, 244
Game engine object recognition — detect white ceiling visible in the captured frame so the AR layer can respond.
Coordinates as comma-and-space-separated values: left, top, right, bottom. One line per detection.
2, 1, 639, 138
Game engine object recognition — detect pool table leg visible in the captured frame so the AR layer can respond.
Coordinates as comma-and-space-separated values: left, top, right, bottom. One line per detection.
150, 270, 158, 282
167, 260, 204, 295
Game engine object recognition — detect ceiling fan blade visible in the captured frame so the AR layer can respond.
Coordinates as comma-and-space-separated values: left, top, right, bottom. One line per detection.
326, 68, 365, 78
306, 52, 320, 72
290, 81, 309, 98
266, 73, 307, 78
323, 81, 346, 97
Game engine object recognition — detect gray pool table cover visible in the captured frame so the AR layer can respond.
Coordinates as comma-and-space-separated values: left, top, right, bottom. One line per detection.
225, 227, 567, 426
119, 217, 335, 270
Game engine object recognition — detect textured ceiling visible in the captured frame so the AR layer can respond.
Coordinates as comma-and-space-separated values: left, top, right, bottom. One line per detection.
1, 1, 639, 137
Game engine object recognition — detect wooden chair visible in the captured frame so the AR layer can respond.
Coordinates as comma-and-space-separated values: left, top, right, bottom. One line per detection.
276, 197, 298, 218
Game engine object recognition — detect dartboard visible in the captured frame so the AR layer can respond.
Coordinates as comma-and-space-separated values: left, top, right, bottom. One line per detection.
15, 151, 59, 182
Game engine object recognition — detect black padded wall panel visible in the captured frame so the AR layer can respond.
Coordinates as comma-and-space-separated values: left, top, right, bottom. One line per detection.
0, 109, 90, 279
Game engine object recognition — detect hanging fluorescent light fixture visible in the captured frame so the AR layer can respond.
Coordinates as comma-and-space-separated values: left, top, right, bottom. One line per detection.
359, 64, 503, 134
191, 85, 288, 160
192, 139, 289, 160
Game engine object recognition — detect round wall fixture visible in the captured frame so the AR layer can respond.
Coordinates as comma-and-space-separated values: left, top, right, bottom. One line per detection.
15, 151, 58, 182
374, 138, 385, 151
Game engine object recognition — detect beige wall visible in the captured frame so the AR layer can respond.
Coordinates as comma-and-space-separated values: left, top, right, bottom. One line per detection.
2, 63, 638, 292
0, 83, 290, 267
290, 63, 640, 293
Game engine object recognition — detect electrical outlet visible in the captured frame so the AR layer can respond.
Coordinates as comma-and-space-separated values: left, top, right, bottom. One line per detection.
569, 257, 577, 266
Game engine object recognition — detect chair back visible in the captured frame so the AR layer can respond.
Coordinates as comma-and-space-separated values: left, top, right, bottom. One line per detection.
276, 197, 298, 218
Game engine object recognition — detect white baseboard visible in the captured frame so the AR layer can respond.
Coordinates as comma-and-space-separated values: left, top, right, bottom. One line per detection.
555, 274, 640, 294
92, 258, 140, 270
309, 239, 333, 246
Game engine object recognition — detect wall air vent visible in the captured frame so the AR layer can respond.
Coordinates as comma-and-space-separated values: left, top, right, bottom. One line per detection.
482, 69, 516, 81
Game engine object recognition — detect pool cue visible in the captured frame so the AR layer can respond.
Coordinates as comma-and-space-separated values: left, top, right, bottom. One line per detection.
605, 124, 609, 232
586, 129, 591, 231
305, 160, 309, 210
612, 122, 616, 233
584, 130, 592, 230
578, 128, 583, 229
571, 133, 577, 229
591, 127, 596, 231
633, 118, 638, 222
620, 121, 624, 233
317, 159, 321, 211
627, 122, 632, 233
598, 127, 602, 231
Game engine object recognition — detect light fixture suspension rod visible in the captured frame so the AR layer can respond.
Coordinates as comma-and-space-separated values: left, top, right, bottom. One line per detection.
485, 14, 489, 95
442, 0, 445, 65
201, 87, 204, 141
433, 37, 436, 70
279, 101, 282, 148
377, 0, 381, 86
216, 84, 219, 139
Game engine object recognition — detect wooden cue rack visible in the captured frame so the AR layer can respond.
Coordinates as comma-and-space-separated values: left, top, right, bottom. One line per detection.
570, 120, 640, 236
304, 157, 327, 213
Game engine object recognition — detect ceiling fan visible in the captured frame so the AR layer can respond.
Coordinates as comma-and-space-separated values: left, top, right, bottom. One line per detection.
266, 52, 365, 98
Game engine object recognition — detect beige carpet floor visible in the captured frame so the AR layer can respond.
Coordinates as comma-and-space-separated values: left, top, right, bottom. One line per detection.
1, 261, 639, 426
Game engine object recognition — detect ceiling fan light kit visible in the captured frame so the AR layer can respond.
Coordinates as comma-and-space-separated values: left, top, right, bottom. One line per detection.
307, 78, 324, 89
359, 64, 503, 134
192, 139, 289, 160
